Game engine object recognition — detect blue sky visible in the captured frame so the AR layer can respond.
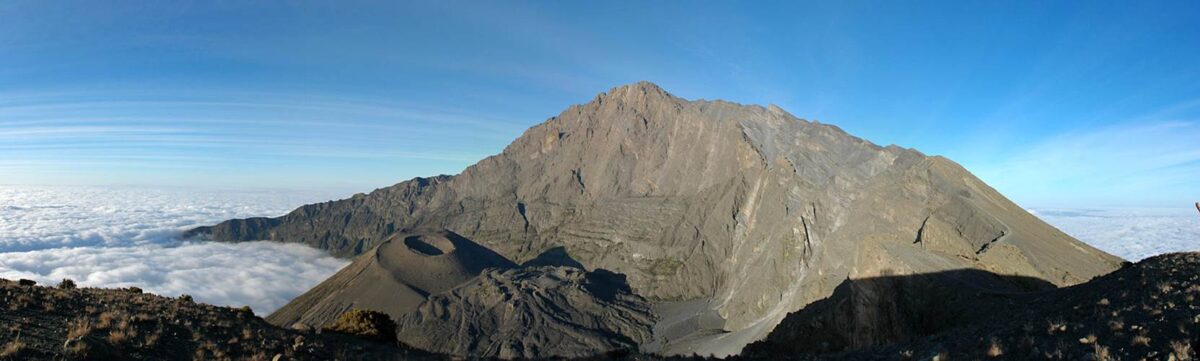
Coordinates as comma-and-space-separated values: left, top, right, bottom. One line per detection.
1, 1, 1197, 207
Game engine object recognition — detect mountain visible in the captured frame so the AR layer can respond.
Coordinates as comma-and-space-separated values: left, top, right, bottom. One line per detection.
189, 81, 1124, 356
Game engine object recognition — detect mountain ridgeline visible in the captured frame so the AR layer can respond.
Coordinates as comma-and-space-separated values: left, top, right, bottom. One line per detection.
188, 82, 1123, 357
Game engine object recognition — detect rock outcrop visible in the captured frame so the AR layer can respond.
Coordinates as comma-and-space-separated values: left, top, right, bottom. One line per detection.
192, 81, 1124, 356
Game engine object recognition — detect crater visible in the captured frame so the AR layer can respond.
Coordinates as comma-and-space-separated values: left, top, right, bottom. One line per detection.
404, 235, 455, 256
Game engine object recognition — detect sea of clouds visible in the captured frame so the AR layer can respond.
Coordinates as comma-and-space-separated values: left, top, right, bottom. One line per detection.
0, 185, 351, 314
1, 185, 1195, 315
1031, 207, 1199, 261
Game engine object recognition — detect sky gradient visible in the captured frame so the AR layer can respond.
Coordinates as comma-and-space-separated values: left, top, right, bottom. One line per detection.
1, 1, 1198, 207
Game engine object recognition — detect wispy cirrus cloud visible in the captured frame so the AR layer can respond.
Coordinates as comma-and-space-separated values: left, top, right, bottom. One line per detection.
0, 90, 517, 187
973, 120, 1200, 207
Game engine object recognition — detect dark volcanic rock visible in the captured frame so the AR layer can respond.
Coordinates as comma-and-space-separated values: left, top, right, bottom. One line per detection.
396, 266, 656, 359
192, 81, 1123, 355
0, 278, 437, 361
744, 252, 1200, 360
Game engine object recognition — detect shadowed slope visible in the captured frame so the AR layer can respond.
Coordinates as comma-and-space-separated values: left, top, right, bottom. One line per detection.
744, 252, 1200, 360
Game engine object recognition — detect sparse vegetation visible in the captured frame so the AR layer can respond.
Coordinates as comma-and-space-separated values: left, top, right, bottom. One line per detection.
324, 308, 397, 343
1132, 335, 1151, 347
0, 337, 25, 358
1092, 343, 1112, 361
66, 317, 92, 339
57, 279, 77, 290
1079, 334, 1097, 345
1172, 340, 1194, 361
1047, 319, 1068, 334
986, 338, 1003, 357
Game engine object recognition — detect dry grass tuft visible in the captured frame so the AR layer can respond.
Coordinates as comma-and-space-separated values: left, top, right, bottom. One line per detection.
0, 338, 25, 358
1158, 281, 1174, 294
108, 327, 136, 347
986, 338, 1004, 358
1172, 340, 1194, 361
96, 311, 119, 329
1047, 319, 1068, 335
9, 294, 33, 310
1132, 335, 1152, 347
1079, 334, 1098, 345
67, 317, 93, 339
1092, 344, 1112, 361
324, 308, 397, 343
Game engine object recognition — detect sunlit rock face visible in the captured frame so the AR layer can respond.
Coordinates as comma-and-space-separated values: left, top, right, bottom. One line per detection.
193, 82, 1123, 356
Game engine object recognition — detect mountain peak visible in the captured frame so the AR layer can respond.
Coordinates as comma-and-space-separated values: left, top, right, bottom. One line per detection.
600, 81, 674, 102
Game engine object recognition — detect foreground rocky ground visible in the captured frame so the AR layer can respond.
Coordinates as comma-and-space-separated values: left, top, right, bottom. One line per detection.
0, 278, 438, 360
1, 252, 1196, 360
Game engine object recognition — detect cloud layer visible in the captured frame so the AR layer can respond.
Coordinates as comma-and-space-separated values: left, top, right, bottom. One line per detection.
1032, 207, 1200, 261
0, 185, 350, 313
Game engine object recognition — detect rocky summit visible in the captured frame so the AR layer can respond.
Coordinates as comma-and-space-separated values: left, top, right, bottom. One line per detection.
189, 81, 1124, 357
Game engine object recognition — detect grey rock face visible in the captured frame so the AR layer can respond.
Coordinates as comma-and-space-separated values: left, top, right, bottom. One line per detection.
192, 81, 1123, 355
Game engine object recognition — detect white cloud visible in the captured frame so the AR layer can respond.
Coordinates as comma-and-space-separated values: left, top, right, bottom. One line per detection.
0, 185, 350, 314
1033, 207, 1200, 261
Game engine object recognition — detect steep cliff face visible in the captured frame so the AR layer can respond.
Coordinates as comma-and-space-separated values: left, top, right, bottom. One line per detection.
190, 81, 1123, 355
